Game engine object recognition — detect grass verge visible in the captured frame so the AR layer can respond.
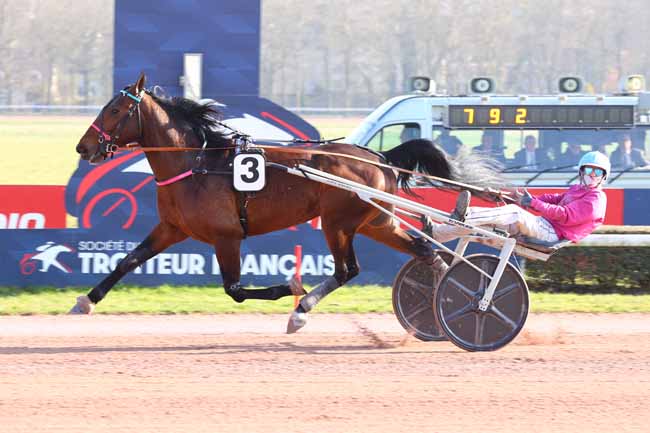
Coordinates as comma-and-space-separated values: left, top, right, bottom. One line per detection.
0, 115, 360, 185
1, 285, 650, 315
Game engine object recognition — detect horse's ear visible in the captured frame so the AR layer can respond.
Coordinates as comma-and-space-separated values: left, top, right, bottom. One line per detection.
135, 72, 146, 92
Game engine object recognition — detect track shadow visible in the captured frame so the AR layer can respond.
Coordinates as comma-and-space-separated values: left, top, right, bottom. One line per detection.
0, 341, 454, 356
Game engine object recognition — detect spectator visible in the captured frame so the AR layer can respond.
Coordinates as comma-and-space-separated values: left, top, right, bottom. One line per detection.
435, 130, 464, 157
400, 123, 421, 143
591, 135, 612, 158
610, 133, 649, 169
474, 131, 506, 165
594, 142, 610, 158
434, 130, 450, 148
512, 135, 550, 170
445, 136, 464, 157
435, 131, 463, 156
558, 141, 586, 167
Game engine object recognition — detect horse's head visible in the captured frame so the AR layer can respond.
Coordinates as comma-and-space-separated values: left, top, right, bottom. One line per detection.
76, 73, 147, 164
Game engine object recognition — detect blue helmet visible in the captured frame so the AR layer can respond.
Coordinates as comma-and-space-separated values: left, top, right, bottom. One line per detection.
578, 151, 611, 180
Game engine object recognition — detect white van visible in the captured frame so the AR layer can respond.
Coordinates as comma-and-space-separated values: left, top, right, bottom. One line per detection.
345, 76, 650, 188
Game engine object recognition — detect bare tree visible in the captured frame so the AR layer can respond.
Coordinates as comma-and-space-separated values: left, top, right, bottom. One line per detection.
5, 0, 650, 108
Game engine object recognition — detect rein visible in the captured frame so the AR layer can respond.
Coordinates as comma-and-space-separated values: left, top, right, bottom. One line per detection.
93, 93, 512, 201
119, 141, 513, 201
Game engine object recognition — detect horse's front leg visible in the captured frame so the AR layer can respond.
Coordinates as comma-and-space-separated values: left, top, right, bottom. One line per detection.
215, 237, 306, 303
69, 222, 188, 314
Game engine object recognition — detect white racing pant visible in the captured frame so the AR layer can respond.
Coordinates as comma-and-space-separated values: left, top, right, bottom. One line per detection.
430, 204, 560, 243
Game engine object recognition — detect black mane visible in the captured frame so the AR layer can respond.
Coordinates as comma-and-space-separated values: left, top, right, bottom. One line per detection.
146, 91, 231, 149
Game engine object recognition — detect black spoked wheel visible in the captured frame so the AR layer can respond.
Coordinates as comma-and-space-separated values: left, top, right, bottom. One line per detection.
435, 254, 529, 352
392, 251, 454, 341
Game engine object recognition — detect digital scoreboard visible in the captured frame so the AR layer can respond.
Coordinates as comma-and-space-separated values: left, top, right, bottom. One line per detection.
447, 105, 634, 128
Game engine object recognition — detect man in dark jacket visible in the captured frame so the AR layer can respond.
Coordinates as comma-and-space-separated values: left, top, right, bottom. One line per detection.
512, 135, 550, 170
473, 131, 505, 165
558, 141, 587, 167
610, 134, 649, 169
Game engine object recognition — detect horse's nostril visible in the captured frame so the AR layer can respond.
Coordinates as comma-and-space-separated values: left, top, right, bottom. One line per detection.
76, 144, 85, 154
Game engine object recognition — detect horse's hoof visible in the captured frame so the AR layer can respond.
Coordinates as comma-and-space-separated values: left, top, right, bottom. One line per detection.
225, 285, 246, 303
68, 295, 95, 315
286, 311, 307, 334
288, 277, 307, 296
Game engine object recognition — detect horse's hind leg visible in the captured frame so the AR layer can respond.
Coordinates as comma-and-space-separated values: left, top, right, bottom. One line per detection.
69, 222, 188, 314
287, 226, 359, 333
288, 221, 444, 327
214, 237, 305, 303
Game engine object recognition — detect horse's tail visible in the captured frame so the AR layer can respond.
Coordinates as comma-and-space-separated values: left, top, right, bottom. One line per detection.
380, 138, 504, 196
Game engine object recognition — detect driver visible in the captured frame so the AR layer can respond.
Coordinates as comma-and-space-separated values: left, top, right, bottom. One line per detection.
423, 151, 609, 243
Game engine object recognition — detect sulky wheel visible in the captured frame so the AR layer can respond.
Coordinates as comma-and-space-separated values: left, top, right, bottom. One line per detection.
434, 253, 529, 352
392, 250, 454, 341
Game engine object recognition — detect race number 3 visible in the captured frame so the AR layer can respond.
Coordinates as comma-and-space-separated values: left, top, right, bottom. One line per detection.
233, 152, 266, 192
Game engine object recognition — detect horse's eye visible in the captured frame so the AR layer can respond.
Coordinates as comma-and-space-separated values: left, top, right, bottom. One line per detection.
111, 108, 119, 115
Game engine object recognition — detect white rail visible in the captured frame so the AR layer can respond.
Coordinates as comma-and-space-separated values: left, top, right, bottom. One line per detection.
573, 234, 650, 247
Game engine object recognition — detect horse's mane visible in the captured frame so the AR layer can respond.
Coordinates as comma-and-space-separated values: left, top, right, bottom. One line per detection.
146, 90, 231, 149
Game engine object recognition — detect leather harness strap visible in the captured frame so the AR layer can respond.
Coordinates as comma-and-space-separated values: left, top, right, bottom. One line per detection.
239, 192, 250, 239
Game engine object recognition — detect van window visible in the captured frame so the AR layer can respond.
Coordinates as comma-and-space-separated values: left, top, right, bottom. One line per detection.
367, 123, 420, 151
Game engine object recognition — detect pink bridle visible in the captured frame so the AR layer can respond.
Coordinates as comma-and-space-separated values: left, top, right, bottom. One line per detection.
88, 89, 144, 159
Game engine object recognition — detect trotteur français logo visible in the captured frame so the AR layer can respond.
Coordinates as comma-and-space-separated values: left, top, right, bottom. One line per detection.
20, 241, 75, 275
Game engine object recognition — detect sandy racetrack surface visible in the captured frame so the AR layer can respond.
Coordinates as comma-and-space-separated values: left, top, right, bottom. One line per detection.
1, 313, 649, 433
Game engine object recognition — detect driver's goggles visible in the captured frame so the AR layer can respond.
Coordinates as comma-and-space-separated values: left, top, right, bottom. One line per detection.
582, 166, 605, 177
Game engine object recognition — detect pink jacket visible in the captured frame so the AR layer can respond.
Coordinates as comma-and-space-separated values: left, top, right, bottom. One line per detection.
530, 185, 607, 242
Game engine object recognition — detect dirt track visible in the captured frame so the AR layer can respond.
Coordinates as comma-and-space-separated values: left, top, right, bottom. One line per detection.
1, 313, 649, 433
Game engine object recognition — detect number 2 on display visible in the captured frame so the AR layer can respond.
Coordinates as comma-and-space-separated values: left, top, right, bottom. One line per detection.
462, 107, 528, 125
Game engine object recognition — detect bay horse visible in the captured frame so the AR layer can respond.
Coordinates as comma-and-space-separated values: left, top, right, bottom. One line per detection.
72, 73, 500, 333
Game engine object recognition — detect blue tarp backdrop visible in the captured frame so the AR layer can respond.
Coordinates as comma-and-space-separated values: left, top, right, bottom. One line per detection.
114, 0, 261, 98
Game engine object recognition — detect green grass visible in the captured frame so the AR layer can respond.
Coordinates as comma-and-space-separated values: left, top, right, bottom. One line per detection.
531, 292, 650, 313
1, 285, 649, 315
0, 116, 91, 185
308, 115, 365, 141
0, 284, 388, 315
0, 115, 362, 185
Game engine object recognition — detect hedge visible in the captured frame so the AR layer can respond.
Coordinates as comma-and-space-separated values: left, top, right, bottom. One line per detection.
523, 247, 650, 293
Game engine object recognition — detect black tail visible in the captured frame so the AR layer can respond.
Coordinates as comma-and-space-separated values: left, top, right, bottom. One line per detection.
381, 139, 505, 197
381, 139, 454, 195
